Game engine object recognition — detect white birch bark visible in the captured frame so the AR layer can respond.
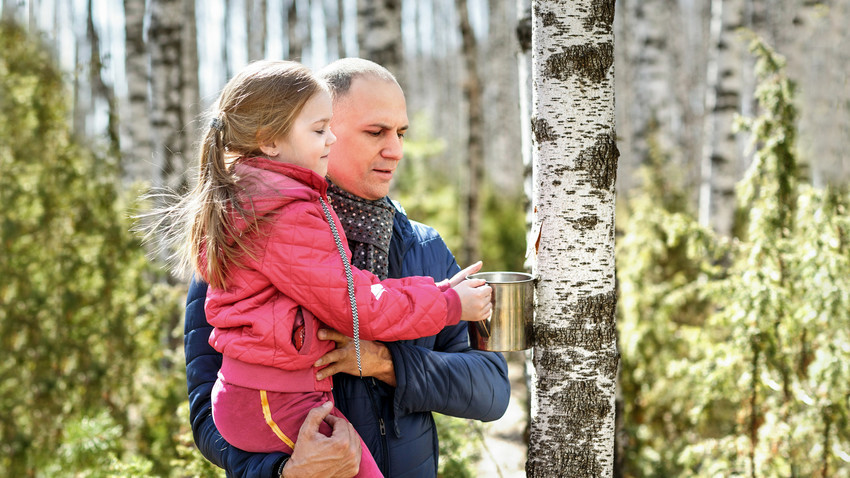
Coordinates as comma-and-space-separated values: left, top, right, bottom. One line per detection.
616, 0, 683, 190
698, 0, 749, 236
287, 0, 304, 60
86, 0, 119, 155
182, 0, 200, 162
455, 0, 483, 266
357, 0, 404, 87
324, 0, 343, 59
1, 0, 18, 23
148, 0, 188, 191
793, 1, 850, 186
247, 0, 267, 61
527, 0, 619, 476
484, 0, 521, 193
224, 0, 233, 77
121, 0, 153, 183
517, 0, 533, 263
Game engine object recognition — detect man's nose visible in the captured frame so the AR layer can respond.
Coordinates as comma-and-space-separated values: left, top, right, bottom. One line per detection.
382, 135, 403, 160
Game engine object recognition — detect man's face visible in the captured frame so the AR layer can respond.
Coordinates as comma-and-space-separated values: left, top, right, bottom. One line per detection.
326, 77, 409, 201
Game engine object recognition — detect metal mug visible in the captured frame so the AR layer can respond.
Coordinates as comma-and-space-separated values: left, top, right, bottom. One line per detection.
467, 272, 534, 351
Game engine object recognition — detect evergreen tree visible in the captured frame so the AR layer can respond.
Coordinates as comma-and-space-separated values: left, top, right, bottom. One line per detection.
618, 37, 850, 477
0, 21, 188, 476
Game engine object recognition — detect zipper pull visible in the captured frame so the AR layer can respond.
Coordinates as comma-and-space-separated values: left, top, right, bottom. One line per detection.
378, 418, 386, 436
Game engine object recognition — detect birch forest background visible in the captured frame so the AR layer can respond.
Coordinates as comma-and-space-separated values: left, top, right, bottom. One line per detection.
1, 0, 848, 476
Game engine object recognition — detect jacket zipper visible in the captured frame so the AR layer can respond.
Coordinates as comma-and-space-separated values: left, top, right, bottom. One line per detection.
365, 377, 391, 476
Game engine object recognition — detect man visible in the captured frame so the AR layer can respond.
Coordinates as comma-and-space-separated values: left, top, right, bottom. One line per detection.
184, 58, 510, 477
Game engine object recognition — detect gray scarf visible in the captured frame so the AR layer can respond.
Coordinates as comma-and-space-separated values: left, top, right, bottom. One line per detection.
327, 182, 395, 279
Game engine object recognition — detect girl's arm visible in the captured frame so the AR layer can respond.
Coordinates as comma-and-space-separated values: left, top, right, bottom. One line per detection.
261, 206, 464, 341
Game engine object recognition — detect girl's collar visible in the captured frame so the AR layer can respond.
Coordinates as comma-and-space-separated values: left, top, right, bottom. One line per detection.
238, 156, 328, 194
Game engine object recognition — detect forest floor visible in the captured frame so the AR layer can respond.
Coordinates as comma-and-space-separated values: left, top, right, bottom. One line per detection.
474, 351, 529, 477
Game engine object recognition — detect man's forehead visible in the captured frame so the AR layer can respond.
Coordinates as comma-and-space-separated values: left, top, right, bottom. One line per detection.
336, 79, 408, 128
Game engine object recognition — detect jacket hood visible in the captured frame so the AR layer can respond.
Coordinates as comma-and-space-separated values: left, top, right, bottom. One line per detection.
231, 157, 328, 233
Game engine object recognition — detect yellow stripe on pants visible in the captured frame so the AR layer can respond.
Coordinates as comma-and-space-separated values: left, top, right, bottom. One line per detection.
260, 390, 296, 449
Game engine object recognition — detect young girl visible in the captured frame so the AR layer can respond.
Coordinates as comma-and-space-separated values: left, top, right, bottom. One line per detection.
175, 60, 491, 477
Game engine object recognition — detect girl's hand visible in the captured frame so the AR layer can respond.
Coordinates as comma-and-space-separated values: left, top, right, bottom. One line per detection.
453, 277, 492, 322
447, 261, 483, 288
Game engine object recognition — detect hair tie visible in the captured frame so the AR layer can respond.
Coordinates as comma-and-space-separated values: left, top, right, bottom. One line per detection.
210, 117, 224, 132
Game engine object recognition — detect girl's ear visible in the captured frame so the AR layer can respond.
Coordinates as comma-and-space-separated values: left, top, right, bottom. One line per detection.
258, 140, 279, 158
256, 129, 279, 157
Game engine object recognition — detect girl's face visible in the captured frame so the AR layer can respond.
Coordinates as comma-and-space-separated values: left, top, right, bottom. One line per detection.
269, 90, 337, 176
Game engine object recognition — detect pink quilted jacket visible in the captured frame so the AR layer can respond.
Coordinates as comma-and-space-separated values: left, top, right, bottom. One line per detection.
205, 157, 461, 392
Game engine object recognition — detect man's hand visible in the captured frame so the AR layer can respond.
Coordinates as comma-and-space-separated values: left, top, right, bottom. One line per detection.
314, 329, 397, 387
282, 401, 361, 478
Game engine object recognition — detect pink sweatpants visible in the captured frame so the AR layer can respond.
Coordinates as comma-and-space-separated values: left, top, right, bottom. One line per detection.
211, 378, 382, 477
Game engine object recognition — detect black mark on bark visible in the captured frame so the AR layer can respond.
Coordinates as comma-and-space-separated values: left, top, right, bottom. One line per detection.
570, 290, 618, 356
585, 0, 616, 33
540, 10, 558, 28
572, 215, 599, 232
516, 11, 532, 52
576, 133, 619, 191
531, 117, 558, 144
545, 43, 614, 84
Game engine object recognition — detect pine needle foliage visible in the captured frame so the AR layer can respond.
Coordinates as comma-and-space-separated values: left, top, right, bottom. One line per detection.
0, 21, 190, 476
618, 37, 850, 477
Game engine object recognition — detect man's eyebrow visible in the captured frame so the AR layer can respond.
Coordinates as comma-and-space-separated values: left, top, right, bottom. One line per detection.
368, 122, 409, 131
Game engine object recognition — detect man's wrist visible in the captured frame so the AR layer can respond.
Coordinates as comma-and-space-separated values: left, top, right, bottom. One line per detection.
275, 456, 290, 478
374, 342, 397, 387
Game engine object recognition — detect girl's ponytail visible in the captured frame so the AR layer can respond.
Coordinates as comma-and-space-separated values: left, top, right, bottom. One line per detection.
140, 60, 325, 290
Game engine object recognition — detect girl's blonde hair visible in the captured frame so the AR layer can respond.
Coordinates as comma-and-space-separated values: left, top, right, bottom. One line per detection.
147, 60, 326, 289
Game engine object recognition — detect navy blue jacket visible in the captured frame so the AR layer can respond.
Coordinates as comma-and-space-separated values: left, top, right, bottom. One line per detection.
184, 201, 510, 477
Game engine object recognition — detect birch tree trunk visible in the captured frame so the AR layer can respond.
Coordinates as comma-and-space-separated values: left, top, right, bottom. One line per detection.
485, 0, 522, 192
148, 0, 189, 191
72, 28, 90, 138
527, 0, 619, 476
182, 0, 200, 159
357, 0, 404, 87
86, 0, 120, 156
517, 0, 533, 254
456, 0, 483, 267
247, 0, 267, 61
224, 0, 233, 77
287, 0, 304, 60
698, 0, 749, 236
616, 0, 683, 191
122, 0, 152, 182
324, 0, 343, 59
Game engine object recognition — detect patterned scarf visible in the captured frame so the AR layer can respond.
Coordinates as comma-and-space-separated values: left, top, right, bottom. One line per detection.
327, 182, 396, 280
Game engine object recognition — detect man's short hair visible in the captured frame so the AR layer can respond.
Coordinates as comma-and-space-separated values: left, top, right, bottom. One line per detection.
317, 58, 399, 100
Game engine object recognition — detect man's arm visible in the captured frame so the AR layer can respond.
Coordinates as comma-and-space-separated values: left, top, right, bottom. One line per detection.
386, 323, 510, 421
185, 278, 286, 477
314, 324, 509, 421
387, 229, 510, 422
185, 278, 361, 478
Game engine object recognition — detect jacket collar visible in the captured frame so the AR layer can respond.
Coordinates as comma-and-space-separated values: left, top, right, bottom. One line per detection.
388, 198, 413, 279
238, 156, 329, 195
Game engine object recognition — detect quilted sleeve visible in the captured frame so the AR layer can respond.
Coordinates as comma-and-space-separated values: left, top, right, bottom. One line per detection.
184, 277, 286, 477
260, 205, 462, 341
386, 229, 510, 422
